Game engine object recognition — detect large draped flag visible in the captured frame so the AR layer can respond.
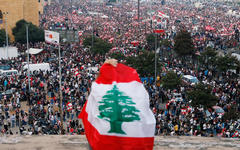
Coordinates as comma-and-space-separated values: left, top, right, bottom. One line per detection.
79, 62, 156, 150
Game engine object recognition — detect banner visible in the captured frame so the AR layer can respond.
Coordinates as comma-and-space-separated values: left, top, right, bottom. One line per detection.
44, 30, 59, 44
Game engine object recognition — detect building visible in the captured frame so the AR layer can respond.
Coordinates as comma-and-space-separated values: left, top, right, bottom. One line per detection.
0, 0, 45, 41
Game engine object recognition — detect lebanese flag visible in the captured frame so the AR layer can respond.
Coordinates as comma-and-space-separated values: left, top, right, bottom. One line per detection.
79, 63, 156, 150
131, 40, 139, 46
205, 25, 215, 31
154, 29, 165, 34
78, 31, 83, 37
158, 11, 169, 18
74, 67, 80, 78
109, 37, 114, 43
67, 102, 73, 112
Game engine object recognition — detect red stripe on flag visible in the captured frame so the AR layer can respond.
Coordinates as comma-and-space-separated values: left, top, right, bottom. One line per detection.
154, 29, 165, 34
95, 63, 141, 84
79, 101, 154, 150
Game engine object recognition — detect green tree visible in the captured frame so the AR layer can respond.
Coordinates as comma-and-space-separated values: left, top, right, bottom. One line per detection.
146, 33, 156, 50
215, 55, 239, 73
160, 39, 172, 58
161, 71, 181, 90
160, 39, 171, 48
98, 85, 140, 134
223, 106, 240, 121
174, 30, 194, 57
126, 51, 162, 77
0, 29, 7, 47
83, 36, 97, 47
187, 84, 218, 109
12, 19, 44, 44
109, 52, 125, 61
199, 47, 217, 69
83, 36, 112, 55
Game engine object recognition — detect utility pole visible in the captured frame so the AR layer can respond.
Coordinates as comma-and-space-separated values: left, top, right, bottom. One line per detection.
155, 33, 157, 83
138, 0, 140, 22
91, 20, 94, 48
26, 24, 31, 96
58, 43, 64, 134
26, 24, 31, 105
3, 12, 8, 59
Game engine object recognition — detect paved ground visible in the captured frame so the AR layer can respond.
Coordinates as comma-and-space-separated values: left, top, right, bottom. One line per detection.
0, 135, 239, 150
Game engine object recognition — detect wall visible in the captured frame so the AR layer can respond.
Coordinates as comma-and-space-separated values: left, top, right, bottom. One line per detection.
0, 0, 43, 41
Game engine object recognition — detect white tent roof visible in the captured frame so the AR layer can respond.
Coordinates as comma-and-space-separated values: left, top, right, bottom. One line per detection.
26, 48, 43, 55
101, 15, 108, 19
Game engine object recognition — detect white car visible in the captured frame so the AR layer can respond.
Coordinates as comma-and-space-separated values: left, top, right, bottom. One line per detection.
172, 93, 183, 102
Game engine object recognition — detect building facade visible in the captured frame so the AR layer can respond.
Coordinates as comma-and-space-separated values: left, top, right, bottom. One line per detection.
0, 0, 44, 41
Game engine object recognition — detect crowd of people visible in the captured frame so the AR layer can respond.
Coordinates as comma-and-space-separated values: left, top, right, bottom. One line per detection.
0, 0, 239, 138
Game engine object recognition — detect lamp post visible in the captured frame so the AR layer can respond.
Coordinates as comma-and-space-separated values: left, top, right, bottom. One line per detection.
58, 43, 64, 134
154, 29, 165, 83
26, 24, 31, 95
91, 20, 94, 48
3, 12, 8, 59
138, 0, 140, 22
155, 33, 157, 83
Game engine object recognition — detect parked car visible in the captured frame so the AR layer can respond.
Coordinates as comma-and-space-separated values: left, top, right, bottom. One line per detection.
0, 69, 19, 77
182, 75, 199, 86
172, 93, 183, 102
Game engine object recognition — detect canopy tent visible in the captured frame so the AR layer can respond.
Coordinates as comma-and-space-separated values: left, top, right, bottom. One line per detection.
101, 15, 109, 19
26, 48, 43, 55
0, 47, 18, 59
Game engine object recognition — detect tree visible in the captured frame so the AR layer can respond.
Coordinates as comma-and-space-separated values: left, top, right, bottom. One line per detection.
12, 19, 44, 44
199, 47, 217, 69
187, 84, 218, 109
174, 30, 194, 57
160, 39, 172, 58
126, 51, 162, 77
146, 33, 156, 51
109, 52, 125, 61
83, 36, 112, 55
83, 36, 97, 47
161, 71, 181, 90
223, 105, 240, 121
160, 39, 171, 48
215, 55, 239, 73
98, 85, 140, 134
0, 29, 7, 47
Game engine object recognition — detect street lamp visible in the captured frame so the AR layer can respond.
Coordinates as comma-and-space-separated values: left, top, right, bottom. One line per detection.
3, 12, 9, 59
153, 29, 165, 83
26, 23, 31, 105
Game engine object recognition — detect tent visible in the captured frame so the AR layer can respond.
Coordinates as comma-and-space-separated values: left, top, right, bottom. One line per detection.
101, 15, 109, 19
26, 48, 43, 55
0, 47, 18, 59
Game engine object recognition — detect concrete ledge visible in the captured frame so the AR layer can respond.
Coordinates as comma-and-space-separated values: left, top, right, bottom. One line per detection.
0, 135, 239, 150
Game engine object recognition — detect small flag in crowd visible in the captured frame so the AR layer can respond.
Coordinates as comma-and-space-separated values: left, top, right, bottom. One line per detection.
154, 29, 165, 34
78, 31, 83, 37
158, 11, 169, 18
79, 61, 156, 150
74, 67, 80, 78
67, 102, 73, 112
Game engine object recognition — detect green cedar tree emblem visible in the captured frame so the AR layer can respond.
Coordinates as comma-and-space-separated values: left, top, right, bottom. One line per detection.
98, 85, 140, 134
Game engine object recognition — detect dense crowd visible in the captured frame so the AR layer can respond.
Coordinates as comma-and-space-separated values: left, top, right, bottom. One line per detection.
0, 0, 239, 137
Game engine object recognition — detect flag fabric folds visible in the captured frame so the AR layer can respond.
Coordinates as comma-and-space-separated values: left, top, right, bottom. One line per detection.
79, 63, 156, 150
